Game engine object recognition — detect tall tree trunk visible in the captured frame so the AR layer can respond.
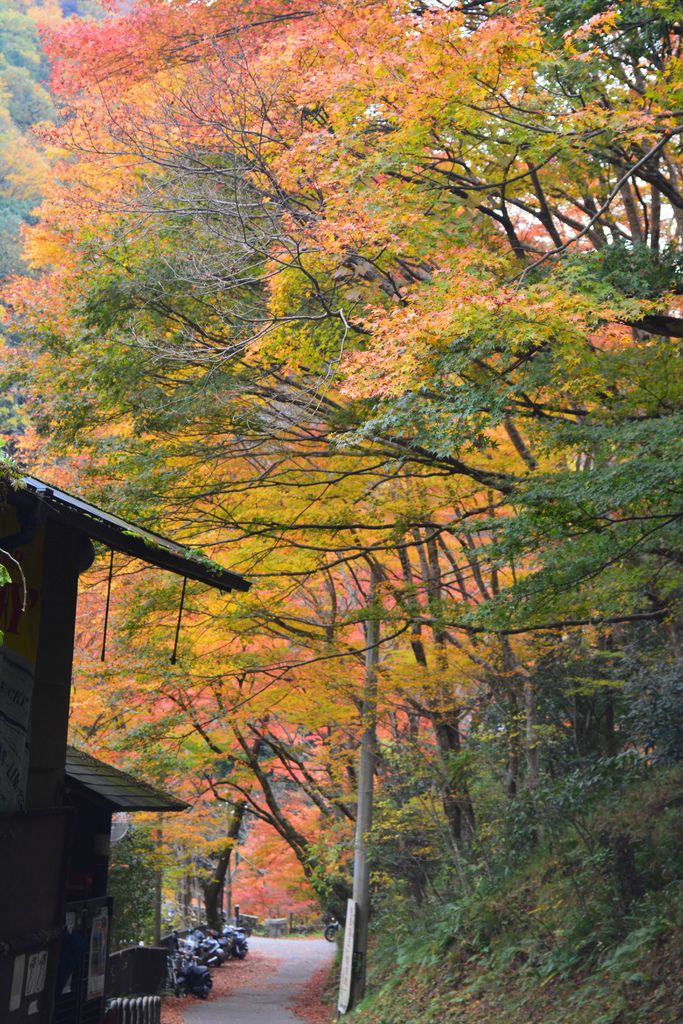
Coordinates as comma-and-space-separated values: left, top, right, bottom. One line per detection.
603, 688, 618, 757
233, 725, 352, 919
504, 693, 520, 798
430, 712, 476, 845
350, 564, 380, 1008
203, 799, 247, 931
397, 542, 425, 742
523, 679, 540, 794
421, 529, 477, 847
501, 638, 538, 794
153, 818, 163, 943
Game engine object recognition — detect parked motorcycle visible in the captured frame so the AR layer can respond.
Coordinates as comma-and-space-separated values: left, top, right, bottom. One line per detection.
166, 933, 213, 999
324, 920, 340, 942
188, 929, 227, 967
167, 950, 213, 999
221, 924, 249, 960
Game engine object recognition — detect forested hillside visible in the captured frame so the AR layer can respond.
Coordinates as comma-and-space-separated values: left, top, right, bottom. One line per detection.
0, 0, 101, 438
0, 0, 102, 277
2, 0, 682, 1018
0, 0, 52, 278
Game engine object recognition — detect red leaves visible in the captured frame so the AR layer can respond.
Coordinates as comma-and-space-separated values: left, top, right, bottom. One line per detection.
44, 1, 324, 96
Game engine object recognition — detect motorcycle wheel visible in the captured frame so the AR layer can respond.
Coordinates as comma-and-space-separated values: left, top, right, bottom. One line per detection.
324, 925, 338, 942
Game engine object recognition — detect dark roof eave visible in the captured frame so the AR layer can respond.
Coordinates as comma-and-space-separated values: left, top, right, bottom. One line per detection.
65, 746, 189, 813
18, 476, 249, 594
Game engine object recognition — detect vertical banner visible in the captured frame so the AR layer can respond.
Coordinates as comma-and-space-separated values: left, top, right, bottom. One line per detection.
87, 911, 109, 1000
0, 510, 43, 812
337, 899, 356, 1015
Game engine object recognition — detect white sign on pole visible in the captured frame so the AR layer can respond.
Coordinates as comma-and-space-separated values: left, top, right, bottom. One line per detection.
337, 899, 356, 1015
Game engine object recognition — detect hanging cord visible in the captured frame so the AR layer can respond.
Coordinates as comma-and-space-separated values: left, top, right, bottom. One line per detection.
101, 548, 114, 662
170, 576, 187, 665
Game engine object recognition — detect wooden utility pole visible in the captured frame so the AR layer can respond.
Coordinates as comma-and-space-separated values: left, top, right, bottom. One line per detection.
349, 566, 380, 1009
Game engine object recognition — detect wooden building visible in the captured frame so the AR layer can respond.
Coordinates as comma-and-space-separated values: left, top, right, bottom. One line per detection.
53, 746, 189, 1024
0, 474, 249, 1024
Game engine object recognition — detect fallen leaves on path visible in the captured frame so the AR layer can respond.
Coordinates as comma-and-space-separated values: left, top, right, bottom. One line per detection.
160, 952, 281, 1024
160, 998, 185, 1024
210, 952, 281, 999
290, 962, 336, 1024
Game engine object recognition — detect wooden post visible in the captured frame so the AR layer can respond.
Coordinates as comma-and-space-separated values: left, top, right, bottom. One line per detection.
348, 567, 380, 1010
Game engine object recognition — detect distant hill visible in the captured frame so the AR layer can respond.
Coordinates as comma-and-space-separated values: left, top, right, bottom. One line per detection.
0, 0, 102, 280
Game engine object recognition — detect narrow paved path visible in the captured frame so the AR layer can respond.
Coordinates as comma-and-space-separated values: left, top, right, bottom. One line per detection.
183, 937, 334, 1024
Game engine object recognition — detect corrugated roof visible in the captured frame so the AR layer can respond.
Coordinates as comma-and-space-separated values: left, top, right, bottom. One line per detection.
15, 475, 249, 593
65, 746, 189, 812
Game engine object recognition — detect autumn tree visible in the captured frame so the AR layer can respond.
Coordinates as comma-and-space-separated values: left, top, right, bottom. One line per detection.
5, 0, 683, 924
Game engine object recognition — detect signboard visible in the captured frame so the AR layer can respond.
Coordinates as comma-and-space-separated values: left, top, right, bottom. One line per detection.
9, 954, 25, 1012
87, 911, 109, 1000
4, 947, 49, 1021
337, 899, 356, 1015
25, 951, 48, 998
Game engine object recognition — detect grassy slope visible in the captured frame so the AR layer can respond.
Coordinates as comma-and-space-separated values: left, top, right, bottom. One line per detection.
353, 928, 683, 1024
350, 767, 683, 1024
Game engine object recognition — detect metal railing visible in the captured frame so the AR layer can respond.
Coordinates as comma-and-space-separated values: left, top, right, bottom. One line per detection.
104, 996, 161, 1024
